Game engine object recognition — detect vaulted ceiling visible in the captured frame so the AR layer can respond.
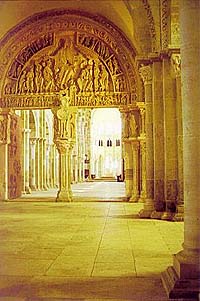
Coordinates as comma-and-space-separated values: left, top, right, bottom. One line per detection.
0, 0, 163, 56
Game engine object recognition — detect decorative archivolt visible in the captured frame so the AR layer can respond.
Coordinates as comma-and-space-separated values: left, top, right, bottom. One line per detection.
0, 10, 139, 109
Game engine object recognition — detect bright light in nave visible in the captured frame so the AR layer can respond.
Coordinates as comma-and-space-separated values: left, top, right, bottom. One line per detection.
91, 108, 122, 178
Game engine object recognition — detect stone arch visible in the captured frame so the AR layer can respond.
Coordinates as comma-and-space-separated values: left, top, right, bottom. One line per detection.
0, 9, 142, 109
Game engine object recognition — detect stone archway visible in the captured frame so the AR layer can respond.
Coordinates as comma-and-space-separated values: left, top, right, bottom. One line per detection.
0, 9, 143, 201
0, 9, 141, 108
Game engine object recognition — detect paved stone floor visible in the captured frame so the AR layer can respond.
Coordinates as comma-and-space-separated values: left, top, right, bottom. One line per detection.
0, 182, 184, 301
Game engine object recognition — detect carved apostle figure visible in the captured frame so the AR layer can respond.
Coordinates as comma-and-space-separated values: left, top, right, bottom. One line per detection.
129, 113, 137, 137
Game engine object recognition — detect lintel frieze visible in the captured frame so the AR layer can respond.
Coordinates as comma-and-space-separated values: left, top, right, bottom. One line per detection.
0, 92, 134, 109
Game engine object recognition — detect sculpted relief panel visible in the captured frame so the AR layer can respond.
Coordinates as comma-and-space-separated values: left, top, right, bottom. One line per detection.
0, 11, 138, 109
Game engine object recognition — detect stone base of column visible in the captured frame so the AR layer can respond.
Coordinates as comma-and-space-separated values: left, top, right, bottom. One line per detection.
173, 205, 184, 221
161, 211, 175, 221
129, 195, 139, 202
56, 190, 72, 202
161, 266, 200, 300
138, 191, 146, 203
25, 186, 31, 194
30, 185, 37, 191
150, 210, 163, 219
139, 198, 154, 218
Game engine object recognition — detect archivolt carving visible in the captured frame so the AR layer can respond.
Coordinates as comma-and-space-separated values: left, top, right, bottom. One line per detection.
0, 10, 139, 108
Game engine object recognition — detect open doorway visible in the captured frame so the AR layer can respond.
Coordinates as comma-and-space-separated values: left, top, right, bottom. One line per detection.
14, 107, 126, 202
90, 108, 123, 181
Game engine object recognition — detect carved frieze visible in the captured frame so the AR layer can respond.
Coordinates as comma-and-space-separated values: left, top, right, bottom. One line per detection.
0, 94, 60, 109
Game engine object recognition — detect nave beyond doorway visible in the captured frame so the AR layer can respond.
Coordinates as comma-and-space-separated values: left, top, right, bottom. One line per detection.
19, 181, 127, 202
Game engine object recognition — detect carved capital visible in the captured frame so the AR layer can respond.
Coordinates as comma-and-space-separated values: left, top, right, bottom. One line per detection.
139, 65, 152, 84
171, 54, 181, 77
54, 139, 69, 154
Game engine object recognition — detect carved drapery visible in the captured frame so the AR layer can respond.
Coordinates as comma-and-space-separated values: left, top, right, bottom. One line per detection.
0, 10, 139, 109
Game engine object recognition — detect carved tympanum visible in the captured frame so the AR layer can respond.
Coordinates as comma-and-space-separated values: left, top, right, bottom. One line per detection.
0, 10, 138, 109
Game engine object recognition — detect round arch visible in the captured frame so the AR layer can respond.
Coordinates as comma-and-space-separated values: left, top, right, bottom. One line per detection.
0, 9, 143, 110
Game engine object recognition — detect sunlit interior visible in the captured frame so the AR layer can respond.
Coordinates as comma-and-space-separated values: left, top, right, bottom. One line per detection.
91, 108, 122, 179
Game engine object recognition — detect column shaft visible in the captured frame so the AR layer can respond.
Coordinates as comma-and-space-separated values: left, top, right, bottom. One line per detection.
162, 57, 178, 221
151, 61, 165, 218
162, 1, 200, 298
139, 65, 154, 217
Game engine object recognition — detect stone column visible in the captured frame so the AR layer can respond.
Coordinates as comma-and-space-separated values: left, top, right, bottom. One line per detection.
171, 53, 184, 221
0, 110, 11, 201
130, 140, 139, 202
48, 144, 54, 188
53, 144, 58, 188
124, 141, 133, 199
23, 111, 31, 194
46, 142, 50, 189
84, 110, 91, 180
29, 137, 37, 190
42, 111, 48, 190
151, 60, 165, 218
39, 137, 44, 190
161, 55, 178, 221
35, 137, 40, 190
55, 140, 73, 202
139, 65, 154, 217
121, 110, 133, 199
138, 140, 146, 203
52, 94, 77, 201
162, 1, 200, 298
137, 102, 146, 203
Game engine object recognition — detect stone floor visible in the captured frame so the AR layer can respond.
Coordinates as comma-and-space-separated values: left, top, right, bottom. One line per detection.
0, 182, 185, 301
